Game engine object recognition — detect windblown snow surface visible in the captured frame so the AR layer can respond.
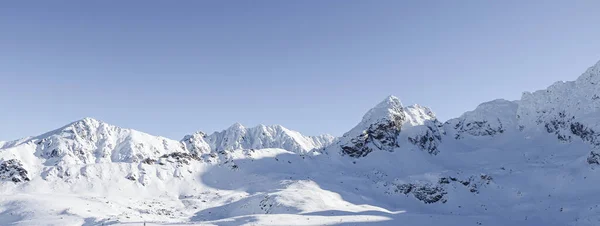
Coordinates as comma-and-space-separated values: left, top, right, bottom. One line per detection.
2, 61, 600, 226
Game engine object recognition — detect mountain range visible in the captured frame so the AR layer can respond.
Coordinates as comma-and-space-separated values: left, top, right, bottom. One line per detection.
1, 60, 600, 225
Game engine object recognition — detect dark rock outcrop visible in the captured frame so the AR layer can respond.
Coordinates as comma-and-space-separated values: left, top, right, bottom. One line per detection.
446, 99, 518, 140
587, 151, 600, 165
452, 119, 506, 139
337, 96, 444, 158
394, 183, 447, 204
0, 159, 30, 183
393, 173, 494, 203
340, 113, 404, 158
408, 123, 443, 155
541, 111, 600, 146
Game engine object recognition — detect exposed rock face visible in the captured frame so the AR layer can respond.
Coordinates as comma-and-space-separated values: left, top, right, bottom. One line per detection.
391, 173, 494, 204
527, 109, 600, 145
338, 96, 405, 158
446, 99, 519, 139
0, 159, 30, 183
570, 122, 599, 145
406, 116, 444, 155
336, 96, 444, 158
587, 150, 600, 165
439, 174, 494, 194
159, 152, 201, 165
394, 183, 447, 204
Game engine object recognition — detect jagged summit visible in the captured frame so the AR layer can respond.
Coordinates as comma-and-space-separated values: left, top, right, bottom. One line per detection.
226, 122, 245, 131
4, 60, 600, 226
360, 95, 404, 125
377, 95, 403, 108
78, 117, 101, 124
332, 95, 443, 158
62, 117, 105, 130
0, 117, 110, 150
32, 117, 106, 139
4, 117, 186, 165
197, 123, 334, 154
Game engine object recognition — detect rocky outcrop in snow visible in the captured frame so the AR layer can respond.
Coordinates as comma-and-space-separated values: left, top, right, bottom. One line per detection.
0, 159, 30, 183
403, 105, 444, 155
181, 132, 212, 156
445, 99, 519, 139
393, 182, 447, 204
587, 150, 600, 165
390, 173, 494, 204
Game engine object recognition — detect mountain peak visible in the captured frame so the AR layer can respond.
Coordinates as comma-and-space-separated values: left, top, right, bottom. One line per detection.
66, 117, 102, 127
333, 95, 444, 157
374, 95, 403, 110
80, 117, 100, 122
227, 122, 246, 131
20, 117, 185, 165
201, 124, 334, 153
360, 95, 404, 125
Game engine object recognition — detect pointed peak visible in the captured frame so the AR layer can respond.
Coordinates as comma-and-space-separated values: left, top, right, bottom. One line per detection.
192, 131, 207, 137
271, 124, 286, 129
375, 95, 403, 109
361, 95, 404, 123
228, 122, 245, 131
182, 131, 207, 141
80, 117, 101, 123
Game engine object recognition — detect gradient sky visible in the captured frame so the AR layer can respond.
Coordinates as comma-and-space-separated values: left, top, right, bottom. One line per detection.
2, 1, 600, 140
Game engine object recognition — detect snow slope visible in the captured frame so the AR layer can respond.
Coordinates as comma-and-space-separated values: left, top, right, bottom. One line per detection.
2, 60, 600, 226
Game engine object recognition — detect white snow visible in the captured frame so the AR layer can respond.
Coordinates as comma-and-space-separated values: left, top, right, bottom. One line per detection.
199, 123, 334, 154
2, 61, 600, 226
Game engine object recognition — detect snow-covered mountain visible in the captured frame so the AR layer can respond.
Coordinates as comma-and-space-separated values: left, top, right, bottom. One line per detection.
2, 60, 600, 225
196, 123, 334, 154
0, 117, 186, 165
330, 95, 443, 158
517, 60, 600, 146
445, 99, 519, 139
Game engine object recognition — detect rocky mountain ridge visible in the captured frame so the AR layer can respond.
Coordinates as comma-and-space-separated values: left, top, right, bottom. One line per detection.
3, 60, 600, 165
2, 60, 600, 226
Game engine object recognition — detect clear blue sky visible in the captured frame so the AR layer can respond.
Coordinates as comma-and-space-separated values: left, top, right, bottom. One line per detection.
2, 1, 600, 140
